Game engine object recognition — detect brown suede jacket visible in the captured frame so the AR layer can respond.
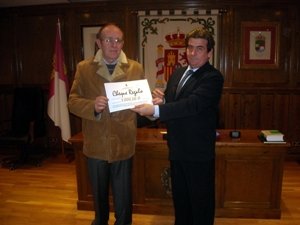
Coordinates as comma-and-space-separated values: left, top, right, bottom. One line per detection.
68, 50, 144, 162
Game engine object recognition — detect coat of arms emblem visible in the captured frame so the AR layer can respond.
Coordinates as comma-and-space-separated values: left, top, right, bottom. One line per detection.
255, 33, 266, 53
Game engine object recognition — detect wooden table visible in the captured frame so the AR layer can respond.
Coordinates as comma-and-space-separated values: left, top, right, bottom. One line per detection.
69, 128, 289, 219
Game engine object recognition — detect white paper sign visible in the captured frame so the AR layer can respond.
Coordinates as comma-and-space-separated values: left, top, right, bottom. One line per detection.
104, 79, 153, 113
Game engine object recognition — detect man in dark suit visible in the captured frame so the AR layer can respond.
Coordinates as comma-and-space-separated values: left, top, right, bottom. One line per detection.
132, 27, 224, 225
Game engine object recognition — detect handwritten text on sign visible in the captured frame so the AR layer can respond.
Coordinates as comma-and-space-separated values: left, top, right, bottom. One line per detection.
104, 79, 153, 113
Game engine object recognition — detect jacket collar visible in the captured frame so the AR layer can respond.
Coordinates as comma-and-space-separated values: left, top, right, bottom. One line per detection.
193, 62, 211, 75
93, 49, 129, 81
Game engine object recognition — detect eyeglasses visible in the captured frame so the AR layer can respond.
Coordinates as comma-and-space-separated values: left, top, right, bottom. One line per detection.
101, 37, 124, 45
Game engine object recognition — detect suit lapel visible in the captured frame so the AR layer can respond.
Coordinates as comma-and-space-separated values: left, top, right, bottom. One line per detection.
171, 67, 187, 99
174, 63, 212, 99
175, 71, 197, 99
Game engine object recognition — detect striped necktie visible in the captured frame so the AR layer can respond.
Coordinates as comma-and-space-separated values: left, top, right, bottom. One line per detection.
175, 69, 194, 97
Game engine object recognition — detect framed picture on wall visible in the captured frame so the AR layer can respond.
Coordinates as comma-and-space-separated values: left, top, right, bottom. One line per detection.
81, 25, 101, 60
240, 21, 280, 69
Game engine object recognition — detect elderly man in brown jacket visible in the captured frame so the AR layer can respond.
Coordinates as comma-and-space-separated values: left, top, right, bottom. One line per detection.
68, 23, 144, 225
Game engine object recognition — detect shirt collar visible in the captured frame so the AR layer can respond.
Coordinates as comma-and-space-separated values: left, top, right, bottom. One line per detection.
93, 49, 128, 65
187, 66, 199, 72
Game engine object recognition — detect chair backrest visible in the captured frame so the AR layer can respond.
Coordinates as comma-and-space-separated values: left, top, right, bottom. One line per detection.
11, 87, 46, 138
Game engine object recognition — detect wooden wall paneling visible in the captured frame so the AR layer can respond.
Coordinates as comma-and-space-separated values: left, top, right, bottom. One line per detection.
278, 5, 300, 87
225, 90, 292, 134
16, 14, 58, 86
259, 93, 289, 132
0, 14, 16, 85
64, 9, 83, 137
218, 91, 228, 129
292, 6, 300, 85
232, 7, 289, 85
241, 94, 259, 128
289, 94, 300, 141
259, 93, 274, 128
226, 91, 260, 129
0, 91, 14, 132
124, 8, 139, 61
62, 10, 75, 85
218, 8, 234, 86
273, 93, 290, 133
287, 93, 300, 158
227, 92, 242, 129
66, 9, 83, 80
60, 10, 83, 141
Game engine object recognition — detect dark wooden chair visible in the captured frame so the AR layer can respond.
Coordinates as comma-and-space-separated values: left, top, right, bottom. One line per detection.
0, 87, 47, 170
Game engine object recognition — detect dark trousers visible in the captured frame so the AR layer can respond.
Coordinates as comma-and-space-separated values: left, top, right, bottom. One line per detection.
170, 159, 215, 225
87, 157, 133, 225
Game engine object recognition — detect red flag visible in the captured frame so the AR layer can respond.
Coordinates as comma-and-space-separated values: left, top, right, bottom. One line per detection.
47, 19, 71, 143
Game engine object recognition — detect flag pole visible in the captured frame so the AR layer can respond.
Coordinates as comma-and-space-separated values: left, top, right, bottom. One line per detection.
47, 18, 71, 159
58, 18, 65, 157
61, 139, 65, 155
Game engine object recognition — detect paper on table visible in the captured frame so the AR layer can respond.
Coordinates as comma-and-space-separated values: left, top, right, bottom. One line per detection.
104, 79, 153, 113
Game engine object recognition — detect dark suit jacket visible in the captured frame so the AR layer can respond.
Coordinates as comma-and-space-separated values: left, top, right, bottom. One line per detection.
159, 62, 224, 161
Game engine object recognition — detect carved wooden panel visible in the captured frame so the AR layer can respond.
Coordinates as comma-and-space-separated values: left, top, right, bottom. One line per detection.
0, 90, 14, 131
17, 15, 58, 86
259, 93, 289, 132
0, 16, 15, 85
223, 89, 292, 135
289, 94, 300, 141
70, 129, 288, 218
222, 157, 274, 207
242, 94, 259, 128
216, 146, 285, 219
